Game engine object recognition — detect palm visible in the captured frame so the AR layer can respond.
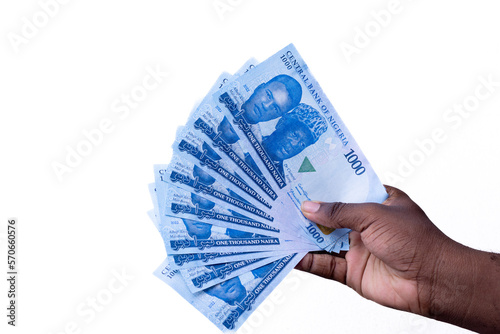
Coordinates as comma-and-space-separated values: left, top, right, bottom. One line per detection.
345, 231, 420, 313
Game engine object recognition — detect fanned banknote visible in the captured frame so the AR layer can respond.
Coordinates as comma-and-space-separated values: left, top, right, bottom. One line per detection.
212, 44, 387, 251
148, 209, 297, 269
185, 84, 278, 201
178, 255, 285, 293
157, 157, 273, 221
173, 126, 273, 208
155, 160, 272, 221
153, 164, 313, 243
154, 252, 305, 332
147, 46, 387, 332
156, 214, 317, 254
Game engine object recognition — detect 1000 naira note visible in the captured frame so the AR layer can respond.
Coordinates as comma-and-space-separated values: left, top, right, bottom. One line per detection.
155, 159, 273, 221
173, 126, 273, 209
147, 209, 298, 269
154, 252, 305, 332
148, 45, 388, 332
186, 86, 278, 201
213, 44, 387, 250
178, 255, 285, 293
154, 214, 317, 254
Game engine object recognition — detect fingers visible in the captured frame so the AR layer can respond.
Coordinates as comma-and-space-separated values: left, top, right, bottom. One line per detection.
295, 253, 347, 284
300, 185, 413, 232
382, 185, 413, 207
301, 201, 383, 232
308, 250, 347, 259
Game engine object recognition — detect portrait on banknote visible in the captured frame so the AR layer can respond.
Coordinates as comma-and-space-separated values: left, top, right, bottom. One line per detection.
239, 74, 302, 124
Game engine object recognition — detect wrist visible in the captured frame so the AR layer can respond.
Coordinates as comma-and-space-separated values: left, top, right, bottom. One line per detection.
426, 240, 474, 324
425, 241, 500, 333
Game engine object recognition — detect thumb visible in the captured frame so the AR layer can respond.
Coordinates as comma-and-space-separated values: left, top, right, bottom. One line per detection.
301, 201, 383, 233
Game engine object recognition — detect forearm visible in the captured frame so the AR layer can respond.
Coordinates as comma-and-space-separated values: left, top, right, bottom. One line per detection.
427, 241, 500, 333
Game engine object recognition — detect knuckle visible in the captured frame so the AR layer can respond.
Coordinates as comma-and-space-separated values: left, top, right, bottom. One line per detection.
327, 256, 337, 279
383, 186, 411, 207
327, 202, 347, 223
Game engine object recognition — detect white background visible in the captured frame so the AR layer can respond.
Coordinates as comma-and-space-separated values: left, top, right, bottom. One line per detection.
1, 0, 499, 333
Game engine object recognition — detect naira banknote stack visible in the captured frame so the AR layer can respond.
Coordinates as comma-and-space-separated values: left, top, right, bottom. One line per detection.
148, 44, 388, 332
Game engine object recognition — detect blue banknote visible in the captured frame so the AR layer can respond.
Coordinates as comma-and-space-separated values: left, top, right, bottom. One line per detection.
154, 180, 316, 245
146, 52, 378, 332
147, 208, 296, 268
186, 85, 278, 201
174, 69, 277, 207
148, 182, 317, 255
155, 214, 317, 254
151, 154, 311, 244
340, 234, 349, 251
173, 126, 273, 209
212, 44, 387, 250
170, 134, 319, 245
154, 252, 306, 332
158, 180, 277, 234
179, 255, 285, 293
155, 160, 273, 221
328, 231, 350, 253
186, 60, 279, 201
232, 58, 259, 85
166, 250, 291, 269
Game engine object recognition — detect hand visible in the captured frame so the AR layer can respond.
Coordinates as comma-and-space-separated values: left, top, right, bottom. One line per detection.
296, 185, 500, 333
297, 185, 449, 314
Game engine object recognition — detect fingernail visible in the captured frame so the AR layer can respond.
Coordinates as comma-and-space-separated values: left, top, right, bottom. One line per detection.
301, 201, 321, 214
